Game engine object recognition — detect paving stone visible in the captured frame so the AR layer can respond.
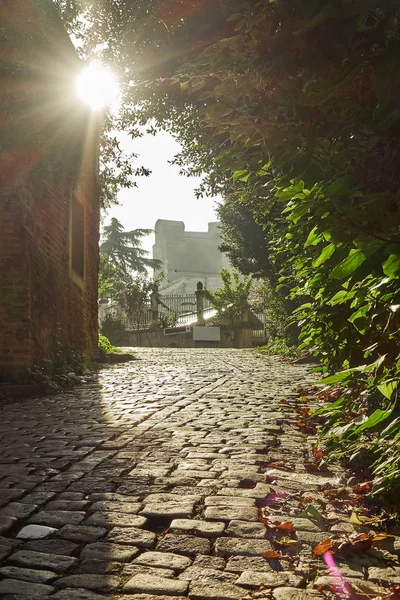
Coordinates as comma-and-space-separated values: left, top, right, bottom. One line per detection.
123, 573, 188, 595
55, 573, 122, 592
226, 520, 266, 538
29, 510, 85, 527
205, 506, 259, 522
225, 555, 275, 573
0, 578, 55, 597
19, 492, 56, 506
188, 581, 244, 599
0, 488, 26, 507
22, 539, 79, 555
76, 559, 122, 574
215, 538, 272, 557
0, 515, 17, 534
1, 502, 38, 519
56, 524, 107, 543
0, 565, 57, 583
156, 533, 211, 556
192, 555, 226, 570
84, 511, 147, 528
52, 588, 107, 599
89, 501, 142, 513
204, 496, 255, 507
236, 570, 304, 588
265, 515, 321, 532
218, 484, 271, 498
89, 493, 140, 503
46, 500, 90, 511
16, 524, 57, 539
122, 564, 175, 579
107, 526, 156, 548
368, 566, 400, 584
133, 551, 192, 571
140, 502, 195, 519
179, 566, 237, 583
8, 549, 78, 572
112, 596, 183, 600
81, 541, 140, 562
170, 518, 225, 537
294, 531, 330, 546
273, 589, 324, 600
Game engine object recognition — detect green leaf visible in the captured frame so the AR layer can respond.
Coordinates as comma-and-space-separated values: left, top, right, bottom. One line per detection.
180, 81, 189, 91
325, 175, 353, 198
316, 367, 361, 385
233, 170, 248, 181
330, 249, 366, 280
353, 406, 395, 433
348, 305, 370, 334
304, 226, 323, 247
377, 379, 398, 400
383, 254, 400, 277
329, 290, 354, 306
312, 243, 336, 268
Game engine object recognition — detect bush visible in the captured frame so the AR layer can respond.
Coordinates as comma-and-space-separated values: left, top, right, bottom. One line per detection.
98, 333, 121, 355
254, 339, 295, 357
100, 314, 126, 345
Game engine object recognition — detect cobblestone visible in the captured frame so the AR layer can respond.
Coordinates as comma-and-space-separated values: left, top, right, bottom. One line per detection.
0, 348, 398, 598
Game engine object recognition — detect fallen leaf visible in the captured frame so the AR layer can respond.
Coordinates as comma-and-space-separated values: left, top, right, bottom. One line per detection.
313, 539, 332, 556
337, 534, 372, 556
352, 481, 372, 494
312, 445, 324, 459
273, 536, 299, 548
350, 511, 381, 526
372, 533, 394, 545
263, 550, 284, 559
272, 520, 296, 532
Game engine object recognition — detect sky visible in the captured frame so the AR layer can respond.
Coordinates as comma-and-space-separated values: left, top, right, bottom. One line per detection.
105, 130, 220, 257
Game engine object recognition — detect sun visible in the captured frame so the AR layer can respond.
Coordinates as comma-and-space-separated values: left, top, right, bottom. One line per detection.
76, 62, 119, 111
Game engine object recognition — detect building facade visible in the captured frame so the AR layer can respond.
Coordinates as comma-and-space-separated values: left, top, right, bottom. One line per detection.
153, 220, 232, 294
0, 0, 100, 370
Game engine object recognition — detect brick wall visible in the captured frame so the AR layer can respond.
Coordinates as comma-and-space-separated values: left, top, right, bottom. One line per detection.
0, 0, 100, 369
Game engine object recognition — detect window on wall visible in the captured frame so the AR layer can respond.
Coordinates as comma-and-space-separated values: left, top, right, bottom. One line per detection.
71, 195, 85, 279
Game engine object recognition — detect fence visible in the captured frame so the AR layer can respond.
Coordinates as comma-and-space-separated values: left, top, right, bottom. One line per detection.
121, 292, 267, 344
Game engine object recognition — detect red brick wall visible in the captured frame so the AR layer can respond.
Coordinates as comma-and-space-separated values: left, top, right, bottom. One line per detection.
0, 0, 100, 369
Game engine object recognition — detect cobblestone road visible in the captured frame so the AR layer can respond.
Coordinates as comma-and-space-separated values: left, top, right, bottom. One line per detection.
0, 349, 398, 599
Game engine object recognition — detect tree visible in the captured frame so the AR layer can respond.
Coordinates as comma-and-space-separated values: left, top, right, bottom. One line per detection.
100, 218, 161, 275
205, 269, 252, 327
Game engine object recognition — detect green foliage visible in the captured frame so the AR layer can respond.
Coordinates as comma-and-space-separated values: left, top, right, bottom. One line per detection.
100, 218, 161, 276
58, 0, 400, 499
98, 333, 120, 355
254, 339, 294, 357
100, 313, 126, 346
205, 269, 252, 325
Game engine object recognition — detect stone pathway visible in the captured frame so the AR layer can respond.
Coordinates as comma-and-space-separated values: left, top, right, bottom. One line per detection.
0, 349, 398, 599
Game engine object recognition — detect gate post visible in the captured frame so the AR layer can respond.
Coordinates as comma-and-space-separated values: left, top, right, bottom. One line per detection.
149, 284, 159, 330
195, 281, 205, 326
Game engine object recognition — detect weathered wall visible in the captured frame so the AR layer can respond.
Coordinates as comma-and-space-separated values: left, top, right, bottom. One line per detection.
0, 0, 100, 369
153, 220, 232, 293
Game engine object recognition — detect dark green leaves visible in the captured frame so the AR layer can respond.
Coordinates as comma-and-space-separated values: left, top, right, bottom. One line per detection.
330, 249, 366, 279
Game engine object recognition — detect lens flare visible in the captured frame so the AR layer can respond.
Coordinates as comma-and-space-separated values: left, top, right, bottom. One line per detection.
76, 62, 119, 110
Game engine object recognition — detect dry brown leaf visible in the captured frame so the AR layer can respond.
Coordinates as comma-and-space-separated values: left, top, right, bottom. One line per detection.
372, 532, 394, 545
263, 550, 284, 559
313, 538, 332, 556
352, 481, 372, 494
312, 445, 324, 459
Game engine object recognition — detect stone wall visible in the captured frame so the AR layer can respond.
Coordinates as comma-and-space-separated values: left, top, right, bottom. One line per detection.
153, 220, 232, 293
0, 0, 100, 369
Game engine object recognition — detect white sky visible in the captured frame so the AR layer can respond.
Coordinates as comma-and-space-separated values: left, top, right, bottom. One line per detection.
105, 130, 220, 256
